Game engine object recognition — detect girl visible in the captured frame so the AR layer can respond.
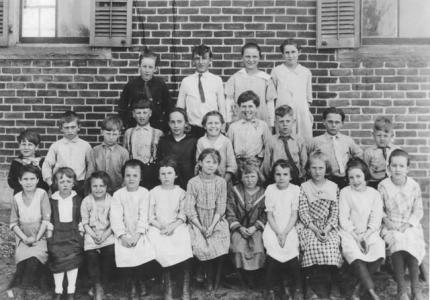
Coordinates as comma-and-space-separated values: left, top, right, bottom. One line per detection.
226, 161, 266, 286
185, 148, 230, 291
148, 158, 193, 300
339, 158, 385, 300
196, 111, 237, 183
262, 159, 304, 300
297, 151, 342, 299
157, 107, 197, 190
378, 149, 425, 300
110, 159, 157, 300
8, 165, 51, 299
48, 167, 84, 300
81, 171, 115, 300
8, 129, 49, 194
270, 39, 313, 141
225, 42, 275, 128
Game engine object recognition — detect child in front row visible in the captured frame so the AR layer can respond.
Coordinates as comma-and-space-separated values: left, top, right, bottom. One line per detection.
48, 167, 84, 300
378, 149, 426, 300
263, 159, 304, 300
297, 150, 342, 299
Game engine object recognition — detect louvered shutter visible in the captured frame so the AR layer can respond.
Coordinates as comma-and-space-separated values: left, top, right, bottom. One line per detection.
316, 0, 360, 49
90, 0, 132, 47
0, 0, 9, 46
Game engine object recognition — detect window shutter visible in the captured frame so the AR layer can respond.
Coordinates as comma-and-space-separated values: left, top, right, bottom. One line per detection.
316, 0, 360, 49
0, 0, 9, 46
90, 0, 132, 47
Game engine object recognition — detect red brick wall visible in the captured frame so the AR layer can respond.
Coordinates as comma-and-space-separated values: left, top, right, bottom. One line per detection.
0, 0, 429, 200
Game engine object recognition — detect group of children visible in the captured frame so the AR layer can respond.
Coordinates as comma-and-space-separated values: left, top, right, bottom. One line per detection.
6, 39, 426, 300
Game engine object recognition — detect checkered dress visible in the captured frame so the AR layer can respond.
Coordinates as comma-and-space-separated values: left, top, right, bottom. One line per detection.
297, 180, 343, 268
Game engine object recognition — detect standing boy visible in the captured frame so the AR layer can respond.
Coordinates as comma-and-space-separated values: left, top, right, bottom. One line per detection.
177, 44, 226, 138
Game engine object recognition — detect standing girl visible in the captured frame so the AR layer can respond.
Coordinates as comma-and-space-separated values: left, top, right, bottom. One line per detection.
8, 165, 51, 299
157, 107, 197, 190
81, 171, 115, 300
270, 39, 313, 141
148, 158, 193, 300
225, 42, 275, 128
339, 158, 385, 300
48, 167, 84, 300
297, 151, 342, 299
263, 159, 304, 300
378, 149, 425, 300
185, 149, 230, 291
196, 111, 237, 183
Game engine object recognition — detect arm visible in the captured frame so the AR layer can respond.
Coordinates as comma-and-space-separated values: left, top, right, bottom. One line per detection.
282, 209, 298, 236
165, 191, 186, 234
207, 178, 227, 235
42, 144, 57, 186
224, 76, 235, 123
216, 78, 227, 123
7, 161, 21, 191
261, 137, 273, 180
176, 81, 186, 109
324, 188, 340, 233
350, 139, 364, 160
338, 190, 354, 233
407, 182, 424, 227
364, 191, 383, 240
86, 149, 96, 179
110, 194, 127, 238
10, 199, 29, 242
226, 187, 241, 232
148, 191, 163, 230
298, 139, 308, 179
117, 84, 131, 127
298, 188, 313, 227
306, 69, 312, 104
267, 211, 281, 235
36, 192, 52, 241
136, 191, 150, 236
224, 139, 238, 177
259, 123, 271, 158
80, 198, 97, 239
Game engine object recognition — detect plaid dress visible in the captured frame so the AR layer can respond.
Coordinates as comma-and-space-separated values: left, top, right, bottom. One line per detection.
297, 180, 342, 268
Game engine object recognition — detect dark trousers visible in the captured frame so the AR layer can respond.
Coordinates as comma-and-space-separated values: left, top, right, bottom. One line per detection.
121, 260, 161, 284
189, 125, 206, 139
350, 258, 382, 290
391, 251, 420, 293
140, 163, 158, 190
303, 265, 339, 294
85, 244, 115, 285
266, 256, 302, 291
9, 257, 42, 288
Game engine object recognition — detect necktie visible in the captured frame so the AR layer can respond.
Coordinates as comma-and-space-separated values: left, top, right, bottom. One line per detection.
379, 147, 387, 160
280, 136, 300, 183
198, 73, 206, 103
144, 80, 153, 101
332, 135, 345, 175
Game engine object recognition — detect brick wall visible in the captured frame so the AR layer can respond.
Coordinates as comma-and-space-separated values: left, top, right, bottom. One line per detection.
0, 0, 429, 202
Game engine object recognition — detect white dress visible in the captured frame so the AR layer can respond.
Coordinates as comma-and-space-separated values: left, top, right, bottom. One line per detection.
110, 187, 156, 267
339, 186, 385, 264
262, 183, 300, 262
147, 186, 193, 267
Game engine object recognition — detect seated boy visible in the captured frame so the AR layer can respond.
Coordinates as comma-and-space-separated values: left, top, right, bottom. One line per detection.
118, 47, 173, 133
307, 107, 363, 188
86, 115, 129, 193
42, 110, 91, 197
176, 44, 227, 138
227, 90, 271, 170
262, 105, 307, 185
124, 99, 163, 190
364, 116, 399, 189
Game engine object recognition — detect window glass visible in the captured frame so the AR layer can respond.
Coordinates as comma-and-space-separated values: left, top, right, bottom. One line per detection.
362, 0, 397, 37
399, 0, 430, 37
22, 0, 55, 37
57, 0, 90, 37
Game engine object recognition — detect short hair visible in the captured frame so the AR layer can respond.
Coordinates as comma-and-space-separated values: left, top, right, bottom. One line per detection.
374, 116, 393, 133
121, 159, 143, 178
18, 164, 40, 180
201, 110, 225, 127
59, 110, 80, 128
275, 105, 295, 118
86, 171, 112, 196
132, 98, 153, 110
280, 39, 302, 53
168, 107, 189, 123
322, 107, 345, 122
241, 42, 262, 57
139, 46, 159, 66
101, 115, 123, 131
53, 167, 77, 190
388, 149, 410, 166
237, 90, 260, 108
17, 129, 41, 146
158, 157, 179, 174
270, 159, 294, 183
191, 44, 212, 59
305, 150, 332, 178
346, 157, 371, 182
197, 148, 221, 164
238, 161, 265, 187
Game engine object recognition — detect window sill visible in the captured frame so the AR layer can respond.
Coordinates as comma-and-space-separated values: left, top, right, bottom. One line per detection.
0, 45, 112, 60
338, 45, 430, 62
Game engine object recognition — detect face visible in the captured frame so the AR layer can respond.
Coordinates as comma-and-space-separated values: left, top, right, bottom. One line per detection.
19, 139, 38, 158
240, 100, 257, 121
61, 120, 80, 140
242, 47, 260, 71
324, 113, 343, 136
204, 115, 222, 137
282, 44, 299, 67
139, 57, 157, 81
274, 166, 291, 189
56, 174, 74, 195
90, 178, 107, 200
241, 171, 259, 189
159, 166, 176, 186
276, 114, 295, 136
123, 166, 141, 190
169, 112, 186, 137
373, 130, 393, 148
348, 168, 366, 190
102, 129, 120, 146
199, 155, 219, 176
389, 156, 408, 181
18, 172, 38, 192
133, 108, 152, 126
309, 158, 327, 182
192, 53, 211, 73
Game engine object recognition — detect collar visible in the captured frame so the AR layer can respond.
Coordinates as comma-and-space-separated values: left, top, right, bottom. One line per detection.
237, 68, 271, 80
102, 142, 118, 149
324, 132, 340, 139
240, 118, 258, 125
282, 63, 302, 74
195, 71, 209, 77
135, 124, 151, 131
62, 137, 80, 143
202, 134, 224, 148
51, 190, 77, 201
173, 134, 186, 142
17, 157, 41, 166
277, 134, 295, 141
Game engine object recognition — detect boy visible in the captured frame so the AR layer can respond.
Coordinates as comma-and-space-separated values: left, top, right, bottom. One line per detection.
42, 110, 91, 197
124, 99, 163, 189
86, 115, 129, 193
118, 47, 173, 133
307, 107, 363, 188
177, 44, 227, 138
262, 105, 307, 185
227, 90, 271, 170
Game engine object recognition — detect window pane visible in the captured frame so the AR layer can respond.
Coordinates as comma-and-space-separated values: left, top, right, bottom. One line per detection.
362, 0, 397, 37
24, 0, 55, 6
57, 0, 90, 37
22, 6, 55, 37
399, 0, 430, 37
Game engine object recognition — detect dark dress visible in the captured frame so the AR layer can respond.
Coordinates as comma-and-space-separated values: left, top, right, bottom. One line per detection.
47, 193, 84, 273
7, 157, 49, 194
157, 134, 197, 190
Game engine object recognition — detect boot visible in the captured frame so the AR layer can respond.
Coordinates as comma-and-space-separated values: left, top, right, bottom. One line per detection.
66, 293, 75, 300
95, 283, 104, 300
128, 281, 138, 300
163, 270, 174, 300
368, 288, 380, 300
266, 290, 277, 300
52, 293, 62, 300
181, 265, 191, 300
214, 257, 223, 290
